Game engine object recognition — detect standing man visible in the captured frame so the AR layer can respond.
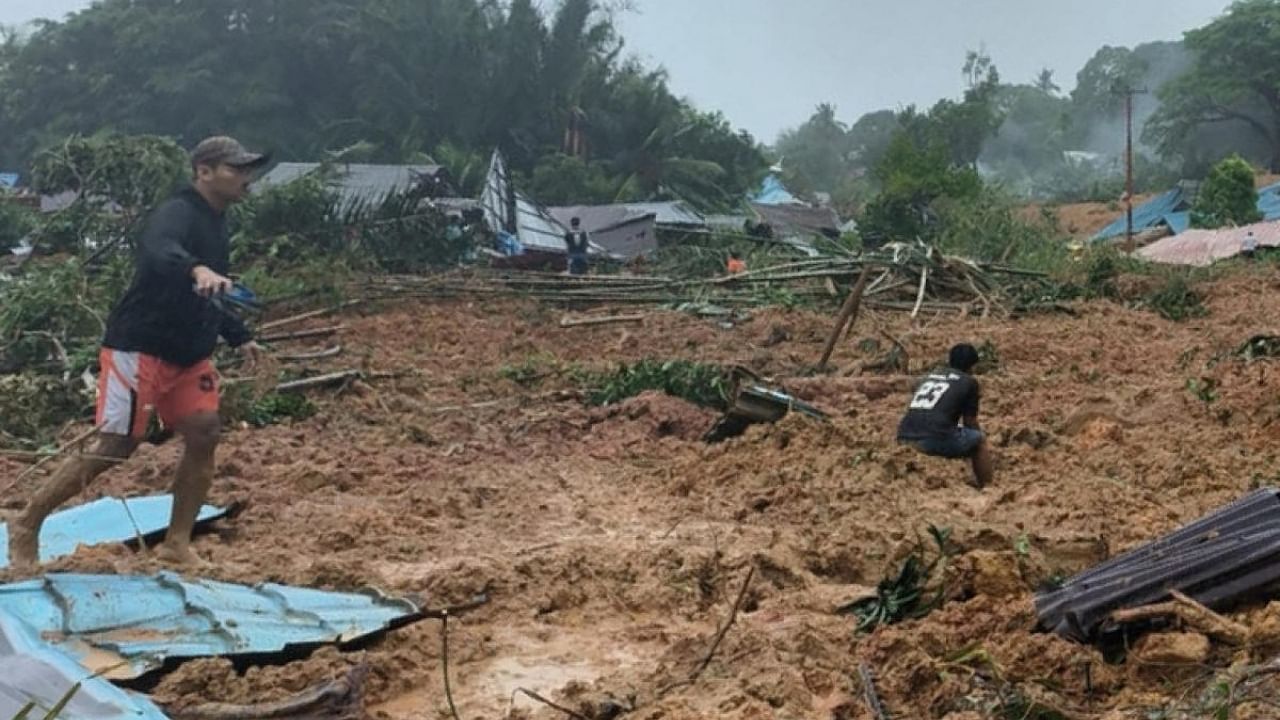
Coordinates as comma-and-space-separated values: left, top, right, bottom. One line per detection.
896, 343, 993, 489
7, 136, 269, 569
564, 217, 590, 275
1242, 230, 1259, 261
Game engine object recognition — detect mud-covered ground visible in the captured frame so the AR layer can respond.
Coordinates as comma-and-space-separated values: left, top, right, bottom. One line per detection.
6, 267, 1280, 719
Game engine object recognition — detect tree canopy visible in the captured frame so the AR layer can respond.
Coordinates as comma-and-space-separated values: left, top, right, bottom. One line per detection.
0, 0, 768, 211
1147, 0, 1280, 173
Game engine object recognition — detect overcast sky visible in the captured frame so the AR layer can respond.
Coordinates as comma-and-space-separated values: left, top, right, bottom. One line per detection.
4, 0, 1231, 143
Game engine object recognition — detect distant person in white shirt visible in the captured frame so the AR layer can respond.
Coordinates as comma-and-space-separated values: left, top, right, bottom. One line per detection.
1242, 231, 1259, 260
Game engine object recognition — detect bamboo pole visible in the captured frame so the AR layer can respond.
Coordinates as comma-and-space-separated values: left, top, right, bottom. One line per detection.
818, 265, 874, 371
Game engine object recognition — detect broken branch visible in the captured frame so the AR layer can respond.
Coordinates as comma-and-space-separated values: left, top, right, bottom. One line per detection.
169, 665, 368, 719
859, 662, 891, 720
259, 300, 364, 331
509, 689, 590, 720
1110, 589, 1249, 645
818, 265, 873, 371
278, 345, 343, 362
259, 325, 346, 343
659, 566, 757, 696
11, 423, 103, 486
559, 313, 648, 328
440, 610, 465, 720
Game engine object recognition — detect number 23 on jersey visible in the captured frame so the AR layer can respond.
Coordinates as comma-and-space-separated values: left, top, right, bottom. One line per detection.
910, 381, 951, 410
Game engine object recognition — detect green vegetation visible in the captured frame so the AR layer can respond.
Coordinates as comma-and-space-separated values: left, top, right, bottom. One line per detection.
1191, 154, 1262, 229
586, 359, 731, 410
841, 525, 954, 633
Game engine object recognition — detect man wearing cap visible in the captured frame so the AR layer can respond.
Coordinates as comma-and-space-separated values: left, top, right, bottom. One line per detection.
7, 136, 269, 569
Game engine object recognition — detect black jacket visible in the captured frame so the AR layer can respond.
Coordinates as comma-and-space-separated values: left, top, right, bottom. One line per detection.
102, 186, 252, 367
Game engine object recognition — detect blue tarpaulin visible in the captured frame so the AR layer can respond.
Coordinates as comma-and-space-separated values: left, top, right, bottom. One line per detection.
0, 496, 228, 569
0, 572, 422, 681
753, 175, 801, 205
0, 173, 18, 189
0, 607, 168, 719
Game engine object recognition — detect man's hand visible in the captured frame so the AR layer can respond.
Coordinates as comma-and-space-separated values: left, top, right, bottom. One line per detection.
192, 265, 233, 297
238, 341, 265, 373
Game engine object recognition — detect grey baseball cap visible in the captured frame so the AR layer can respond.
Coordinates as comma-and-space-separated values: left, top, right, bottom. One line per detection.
190, 136, 269, 170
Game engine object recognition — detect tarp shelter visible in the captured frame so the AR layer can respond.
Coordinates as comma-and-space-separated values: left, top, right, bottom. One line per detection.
0, 495, 229, 569
255, 163, 454, 210
0, 572, 423, 681
0, 608, 167, 719
1138, 220, 1280, 266
548, 205, 658, 259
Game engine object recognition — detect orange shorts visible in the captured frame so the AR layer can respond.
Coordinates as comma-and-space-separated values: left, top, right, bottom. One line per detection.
96, 349, 220, 438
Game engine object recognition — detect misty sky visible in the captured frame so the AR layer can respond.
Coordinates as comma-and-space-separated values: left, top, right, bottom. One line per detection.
4, 0, 1231, 143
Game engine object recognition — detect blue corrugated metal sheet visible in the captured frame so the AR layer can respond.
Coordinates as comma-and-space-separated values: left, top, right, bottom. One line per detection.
0, 496, 227, 569
1258, 181, 1280, 222
1092, 188, 1187, 241
1164, 211, 1192, 234
0, 608, 168, 719
1096, 182, 1280, 241
0, 573, 421, 681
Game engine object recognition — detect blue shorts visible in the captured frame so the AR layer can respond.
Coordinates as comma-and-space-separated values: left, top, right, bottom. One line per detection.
905, 428, 984, 459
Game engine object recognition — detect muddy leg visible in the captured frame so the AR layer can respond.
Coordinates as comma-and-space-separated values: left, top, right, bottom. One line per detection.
970, 439, 994, 489
9, 434, 137, 569
155, 412, 219, 567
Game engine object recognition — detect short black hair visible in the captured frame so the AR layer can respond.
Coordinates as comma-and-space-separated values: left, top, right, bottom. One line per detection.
948, 343, 979, 372
571, 217, 581, 226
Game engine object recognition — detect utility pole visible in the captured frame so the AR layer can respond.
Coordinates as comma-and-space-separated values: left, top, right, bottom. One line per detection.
1125, 89, 1135, 253
1112, 82, 1147, 254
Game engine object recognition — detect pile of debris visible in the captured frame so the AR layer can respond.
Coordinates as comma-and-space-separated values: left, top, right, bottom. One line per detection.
364, 243, 1048, 316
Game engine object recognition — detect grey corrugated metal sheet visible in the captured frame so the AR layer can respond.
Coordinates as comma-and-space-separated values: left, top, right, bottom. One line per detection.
256, 163, 451, 207
619, 201, 706, 228
0, 572, 422, 681
548, 205, 659, 259
705, 214, 750, 231
1036, 488, 1280, 642
0, 608, 167, 719
749, 202, 840, 238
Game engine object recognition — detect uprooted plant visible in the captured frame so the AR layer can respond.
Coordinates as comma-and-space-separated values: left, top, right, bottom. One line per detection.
840, 525, 955, 632
585, 359, 731, 410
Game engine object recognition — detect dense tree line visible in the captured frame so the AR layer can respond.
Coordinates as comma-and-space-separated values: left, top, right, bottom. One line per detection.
0, 0, 768, 210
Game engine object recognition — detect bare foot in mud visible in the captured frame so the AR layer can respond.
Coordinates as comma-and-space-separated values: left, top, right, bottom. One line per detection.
153, 542, 210, 570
